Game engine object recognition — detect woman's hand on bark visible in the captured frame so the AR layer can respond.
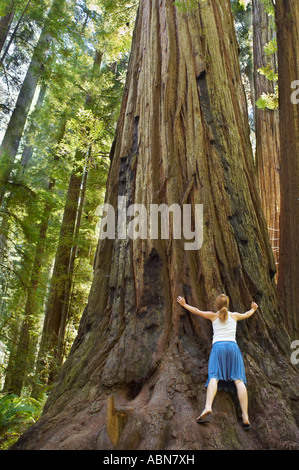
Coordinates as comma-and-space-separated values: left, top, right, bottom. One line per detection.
177, 296, 186, 307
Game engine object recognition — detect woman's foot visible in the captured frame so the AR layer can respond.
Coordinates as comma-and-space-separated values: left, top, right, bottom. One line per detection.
242, 414, 251, 430
196, 407, 212, 423
242, 422, 251, 430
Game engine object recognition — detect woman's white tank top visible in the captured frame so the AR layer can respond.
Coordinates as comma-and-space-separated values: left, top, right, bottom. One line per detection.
212, 312, 237, 344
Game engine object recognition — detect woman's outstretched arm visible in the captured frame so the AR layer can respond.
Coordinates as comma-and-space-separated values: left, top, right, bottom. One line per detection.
231, 302, 259, 321
176, 296, 217, 320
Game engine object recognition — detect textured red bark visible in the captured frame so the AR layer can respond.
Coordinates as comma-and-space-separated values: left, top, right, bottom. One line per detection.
12, 0, 299, 450
253, 0, 280, 273
276, 0, 299, 338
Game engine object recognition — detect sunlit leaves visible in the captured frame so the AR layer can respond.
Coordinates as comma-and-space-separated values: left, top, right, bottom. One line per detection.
258, 63, 278, 83
256, 88, 279, 110
256, 18, 278, 110
261, 0, 275, 17
264, 38, 277, 56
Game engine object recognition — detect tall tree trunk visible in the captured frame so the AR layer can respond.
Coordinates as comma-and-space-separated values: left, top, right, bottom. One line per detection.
35, 166, 83, 386
0, 83, 47, 265
0, 0, 64, 206
13, 0, 298, 450
7, 202, 53, 396
4, 116, 67, 396
20, 82, 47, 171
276, 0, 299, 338
0, 1, 14, 56
0, 0, 32, 68
34, 49, 103, 388
1, 318, 19, 393
0, 32, 48, 206
56, 161, 89, 367
252, 0, 280, 273
7, 179, 57, 396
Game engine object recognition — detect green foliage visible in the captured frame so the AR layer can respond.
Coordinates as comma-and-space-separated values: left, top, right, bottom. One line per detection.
256, 88, 278, 110
231, 0, 254, 131
264, 38, 277, 56
260, 0, 276, 30
0, 0, 136, 394
231, 0, 278, 112
231, 0, 253, 72
232, 0, 251, 10
254, 1, 278, 110
0, 393, 45, 449
257, 63, 278, 83
256, 52, 278, 112
0, 0, 76, 120
261, 0, 275, 17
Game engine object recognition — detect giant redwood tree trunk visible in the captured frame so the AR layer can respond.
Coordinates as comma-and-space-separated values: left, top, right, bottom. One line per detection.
13, 0, 298, 450
276, 0, 299, 338
252, 0, 280, 272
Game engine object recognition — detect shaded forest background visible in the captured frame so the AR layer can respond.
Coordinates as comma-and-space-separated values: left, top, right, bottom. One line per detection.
0, 0, 297, 449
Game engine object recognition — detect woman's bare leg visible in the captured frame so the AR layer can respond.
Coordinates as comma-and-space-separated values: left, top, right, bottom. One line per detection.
197, 378, 218, 420
235, 379, 250, 424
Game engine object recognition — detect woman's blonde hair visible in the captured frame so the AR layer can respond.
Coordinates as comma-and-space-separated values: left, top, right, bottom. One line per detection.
215, 294, 229, 322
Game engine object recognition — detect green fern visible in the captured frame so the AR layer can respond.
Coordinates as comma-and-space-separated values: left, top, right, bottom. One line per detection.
0, 394, 44, 449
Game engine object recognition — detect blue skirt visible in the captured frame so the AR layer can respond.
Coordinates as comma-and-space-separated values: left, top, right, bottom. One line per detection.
205, 341, 247, 390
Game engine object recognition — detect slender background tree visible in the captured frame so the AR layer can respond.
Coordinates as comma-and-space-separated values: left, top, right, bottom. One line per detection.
252, 0, 280, 272
275, 0, 299, 338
